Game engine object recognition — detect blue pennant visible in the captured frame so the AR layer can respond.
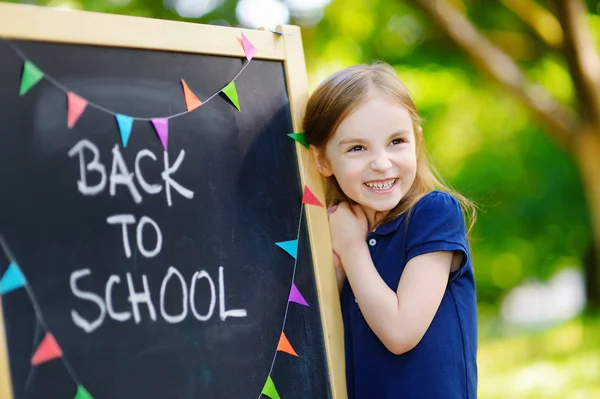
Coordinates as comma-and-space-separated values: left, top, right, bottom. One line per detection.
0, 261, 26, 295
275, 240, 298, 259
115, 114, 134, 148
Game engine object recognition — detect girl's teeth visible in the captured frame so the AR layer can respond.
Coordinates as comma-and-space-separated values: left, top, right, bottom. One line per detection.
365, 179, 395, 190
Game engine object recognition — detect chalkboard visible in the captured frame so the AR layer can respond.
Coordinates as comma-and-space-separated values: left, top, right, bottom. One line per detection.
0, 4, 345, 399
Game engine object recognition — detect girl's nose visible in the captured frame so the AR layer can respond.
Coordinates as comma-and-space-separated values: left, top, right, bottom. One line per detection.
370, 151, 393, 171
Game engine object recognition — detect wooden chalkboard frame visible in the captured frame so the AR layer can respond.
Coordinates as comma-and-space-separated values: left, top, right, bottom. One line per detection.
0, 3, 346, 398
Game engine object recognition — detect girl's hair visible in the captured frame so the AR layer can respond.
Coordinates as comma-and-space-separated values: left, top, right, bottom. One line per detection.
303, 62, 477, 232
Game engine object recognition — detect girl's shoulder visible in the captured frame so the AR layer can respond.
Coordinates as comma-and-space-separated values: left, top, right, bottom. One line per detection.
404, 190, 467, 236
412, 190, 462, 215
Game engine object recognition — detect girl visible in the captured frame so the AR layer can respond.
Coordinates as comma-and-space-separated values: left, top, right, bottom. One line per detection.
304, 63, 478, 398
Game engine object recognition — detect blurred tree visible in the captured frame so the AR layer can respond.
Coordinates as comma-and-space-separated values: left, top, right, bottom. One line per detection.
406, 0, 600, 309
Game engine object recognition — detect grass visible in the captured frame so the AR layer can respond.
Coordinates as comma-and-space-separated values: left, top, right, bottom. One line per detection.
478, 316, 600, 398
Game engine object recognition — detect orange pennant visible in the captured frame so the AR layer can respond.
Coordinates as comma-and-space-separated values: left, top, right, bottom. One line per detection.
277, 332, 298, 357
302, 186, 323, 207
67, 92, 88, 129
31, 333, 63, 366
181, 79, 202, 111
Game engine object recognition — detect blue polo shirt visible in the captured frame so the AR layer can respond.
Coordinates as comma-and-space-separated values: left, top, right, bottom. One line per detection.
341, 190, 478, 399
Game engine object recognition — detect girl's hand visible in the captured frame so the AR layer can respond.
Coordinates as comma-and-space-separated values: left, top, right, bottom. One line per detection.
327, 202, 369, 260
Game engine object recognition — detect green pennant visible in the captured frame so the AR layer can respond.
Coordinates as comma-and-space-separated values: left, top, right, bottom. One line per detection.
74, 385, 93, 399
221, 81, 240, 111
287, 132, 309, 149
261, 376, 280, 399
20, 60, 44, 96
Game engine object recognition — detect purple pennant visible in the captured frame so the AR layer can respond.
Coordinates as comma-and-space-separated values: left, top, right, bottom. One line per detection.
151, 118, 169, 151
289, 283, 309, 306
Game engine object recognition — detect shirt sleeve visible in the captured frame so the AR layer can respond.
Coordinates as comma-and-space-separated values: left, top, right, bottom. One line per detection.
405, 191, 470, 281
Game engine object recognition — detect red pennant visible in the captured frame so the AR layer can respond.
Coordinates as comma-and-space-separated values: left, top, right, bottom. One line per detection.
302, 186, 323, 207
181, 79, 202, 111
277, 332, 298, 357
67, 92, 88, 129
31, 333, 63, 366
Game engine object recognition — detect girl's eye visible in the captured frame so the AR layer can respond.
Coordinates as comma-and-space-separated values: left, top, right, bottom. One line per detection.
391, 138, 405, 145
347, 145, 365, 152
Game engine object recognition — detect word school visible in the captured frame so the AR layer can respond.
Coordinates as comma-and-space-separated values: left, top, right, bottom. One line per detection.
70, 266, 247, 333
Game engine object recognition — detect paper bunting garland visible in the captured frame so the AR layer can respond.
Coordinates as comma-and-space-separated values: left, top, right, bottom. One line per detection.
11, 31, 255, 150
287, 132, 309, 149
0, 261, 26, 294
221, 81, 241, 111
181, 79, 203, 111
20, 60, 44, 96
261, 376, 281, 399
67, 92, 88, 129
277, 332, 298, 357
275, 240, 298, 259
151, 118, 169, 150
115, 114, 133, 148
289, 283, 309, 307
74, 385, 94, 399
241, 32, 257, 61
302, 186, 323, 207
31, 333, 63, 366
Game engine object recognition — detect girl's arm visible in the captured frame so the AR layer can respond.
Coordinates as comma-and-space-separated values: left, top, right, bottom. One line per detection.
341, 244, 459, 355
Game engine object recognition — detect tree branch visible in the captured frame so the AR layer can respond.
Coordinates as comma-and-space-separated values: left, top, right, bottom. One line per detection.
499, 0, 563, 48
551, 0, 600, 127
407, 0, 577, 148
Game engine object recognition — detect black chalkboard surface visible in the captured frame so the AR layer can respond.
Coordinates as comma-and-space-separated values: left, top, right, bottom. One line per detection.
0, 7, 340, 399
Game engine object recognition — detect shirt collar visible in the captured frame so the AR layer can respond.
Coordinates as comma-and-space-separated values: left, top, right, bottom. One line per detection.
371, 213, 407, 235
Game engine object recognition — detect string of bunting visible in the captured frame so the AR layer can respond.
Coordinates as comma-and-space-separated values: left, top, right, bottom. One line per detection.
0, 28, 324, 399
6, 31, 258, 150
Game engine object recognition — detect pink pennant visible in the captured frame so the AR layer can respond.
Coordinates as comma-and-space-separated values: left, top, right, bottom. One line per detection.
241, 32, 257, 61
67, 92, 88, 129
302, 186, 323, 207
151, 118, 169, 150
31, 333, 63, 366
289, 283, 309, 307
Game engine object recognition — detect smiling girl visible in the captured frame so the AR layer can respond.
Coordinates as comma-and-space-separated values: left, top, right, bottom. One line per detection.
304, 63, 478, 398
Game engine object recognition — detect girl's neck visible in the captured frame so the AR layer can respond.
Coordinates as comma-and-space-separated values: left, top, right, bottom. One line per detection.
364, 208, 387, 232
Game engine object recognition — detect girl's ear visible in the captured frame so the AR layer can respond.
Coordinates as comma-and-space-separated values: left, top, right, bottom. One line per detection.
310, 145, 333, 177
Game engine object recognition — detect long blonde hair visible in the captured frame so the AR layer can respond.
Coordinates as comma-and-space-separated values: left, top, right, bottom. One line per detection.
303, 62, 477, 232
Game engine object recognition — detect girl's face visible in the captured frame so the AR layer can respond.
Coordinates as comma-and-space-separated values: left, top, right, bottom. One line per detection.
317, 93, 418, 225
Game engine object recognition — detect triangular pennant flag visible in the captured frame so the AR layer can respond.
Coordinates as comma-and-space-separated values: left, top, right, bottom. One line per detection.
181, 79, 202, 112
115, 114, 133, 148
20, 60, 44, 96
289, 283, 309, 307
261, 376, 280, 399
31, 333, 63, 366
277, 332, 298, 357
287, 132, 309, 149
275, 240, 298, 259
67, 92, 88, 129
74, 385, 94, 399
302, 186, 323, 207
221, 81, 240, 111
241, 32, 257, 61
151, 118, 169, 151
0, 261, 26, 295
